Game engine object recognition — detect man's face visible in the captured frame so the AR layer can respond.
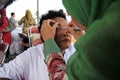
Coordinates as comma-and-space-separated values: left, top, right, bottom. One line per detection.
53, 17, 72, 50
12, 14, 15, 18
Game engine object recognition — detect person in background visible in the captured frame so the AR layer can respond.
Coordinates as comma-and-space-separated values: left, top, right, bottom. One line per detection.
9, 12, 19, 28
18, 10, 36, 50
0, 8, 11, 58
40, 0, 120, 80
0, 10, 80, 80
9, 12, 24, 57
34, 11, 40, 26
18, 9, 36, 34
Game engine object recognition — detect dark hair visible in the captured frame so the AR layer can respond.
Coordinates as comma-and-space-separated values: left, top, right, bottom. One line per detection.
38, 9, 66, 32
38, 9, 66, 42
11, 12, 15, 16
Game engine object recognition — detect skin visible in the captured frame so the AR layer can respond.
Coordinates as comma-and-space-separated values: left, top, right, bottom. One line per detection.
71, 16, 87, 31
41, 16, 86, 45
67, 17, 86, 40
41, 17, 72, 54
54, 17, 71, 52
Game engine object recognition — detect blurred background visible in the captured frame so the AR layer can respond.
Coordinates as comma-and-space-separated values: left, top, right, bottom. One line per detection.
6, 0, 66, 20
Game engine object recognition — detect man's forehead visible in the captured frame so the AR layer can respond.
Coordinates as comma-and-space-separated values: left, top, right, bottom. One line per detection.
53, 17, 67, 26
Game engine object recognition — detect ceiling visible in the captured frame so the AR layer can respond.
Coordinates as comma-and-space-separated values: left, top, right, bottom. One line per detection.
0, 0, 16, 9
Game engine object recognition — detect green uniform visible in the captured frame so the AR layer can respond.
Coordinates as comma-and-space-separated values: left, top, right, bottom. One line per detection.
62, 0, 120, 80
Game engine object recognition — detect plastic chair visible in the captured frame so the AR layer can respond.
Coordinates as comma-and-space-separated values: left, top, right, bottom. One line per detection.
28, 26, 42, 47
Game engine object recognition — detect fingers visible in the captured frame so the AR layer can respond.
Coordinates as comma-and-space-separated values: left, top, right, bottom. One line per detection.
68, 21, 77, 28
67, 27, 85, 40
67, 27, 74, 34
40, 19, 58, 41
42, 19, 58, 28
52, 22, 58, 30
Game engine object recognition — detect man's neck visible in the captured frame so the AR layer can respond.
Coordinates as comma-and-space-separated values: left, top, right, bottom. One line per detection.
61, 50, 65, 56
11, 16, 14, 18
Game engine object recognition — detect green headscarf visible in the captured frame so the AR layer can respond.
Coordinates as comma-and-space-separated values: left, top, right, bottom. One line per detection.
63, 0, 120, 80
63, 0, 116, 27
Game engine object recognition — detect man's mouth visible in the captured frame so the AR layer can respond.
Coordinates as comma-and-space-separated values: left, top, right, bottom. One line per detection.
61, 39, 71, 43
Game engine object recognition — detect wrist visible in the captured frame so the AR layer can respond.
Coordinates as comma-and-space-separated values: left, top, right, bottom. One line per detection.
43, 35, 55, 41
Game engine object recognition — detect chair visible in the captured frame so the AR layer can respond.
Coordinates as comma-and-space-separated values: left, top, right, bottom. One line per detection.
28, 26, 42, 47
0, 33, 9, 66
18, 32, 29, 50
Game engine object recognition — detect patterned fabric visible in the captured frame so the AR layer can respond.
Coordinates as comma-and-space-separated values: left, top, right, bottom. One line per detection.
46, 53, 68, 80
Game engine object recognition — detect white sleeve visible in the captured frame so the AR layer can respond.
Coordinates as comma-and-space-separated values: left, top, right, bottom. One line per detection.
0, 50, 30, 80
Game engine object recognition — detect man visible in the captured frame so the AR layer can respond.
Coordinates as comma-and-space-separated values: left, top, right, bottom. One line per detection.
0, 10, 76, 80
9, 12, 24, 56
9, 12, 19, 28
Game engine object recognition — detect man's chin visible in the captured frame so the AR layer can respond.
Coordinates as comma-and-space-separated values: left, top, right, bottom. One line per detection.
60, 43, 71, 50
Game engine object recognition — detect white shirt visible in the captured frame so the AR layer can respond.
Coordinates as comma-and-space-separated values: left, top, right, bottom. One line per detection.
0, 43, 75, 80
10, 27, 24, 55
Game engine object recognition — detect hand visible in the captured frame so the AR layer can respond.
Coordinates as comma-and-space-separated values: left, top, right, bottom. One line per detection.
68, 21, 85, 40
40, 19, 58, 41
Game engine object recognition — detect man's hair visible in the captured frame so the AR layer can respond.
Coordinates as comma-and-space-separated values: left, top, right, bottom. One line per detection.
38, 9, 66, 32
11, 12, 15, 16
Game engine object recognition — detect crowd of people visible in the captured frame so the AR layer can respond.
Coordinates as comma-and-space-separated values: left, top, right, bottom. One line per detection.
0, 9, 38, 57
0, 0, 120, 80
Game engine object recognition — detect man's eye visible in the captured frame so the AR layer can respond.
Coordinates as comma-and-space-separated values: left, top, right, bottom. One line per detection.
56, 27, 61, 31
58, 23, 61, 26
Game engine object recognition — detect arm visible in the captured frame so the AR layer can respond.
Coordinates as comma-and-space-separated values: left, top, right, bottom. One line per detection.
10, 18, 19, 27
43, 39, 61, 58
40, 19, 61, 58
0, 51, 29, 79
41, 19, 68, 80
18, 17, 24, 25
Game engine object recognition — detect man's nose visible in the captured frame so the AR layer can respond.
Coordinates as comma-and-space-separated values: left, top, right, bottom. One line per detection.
63, 28, 70, 34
